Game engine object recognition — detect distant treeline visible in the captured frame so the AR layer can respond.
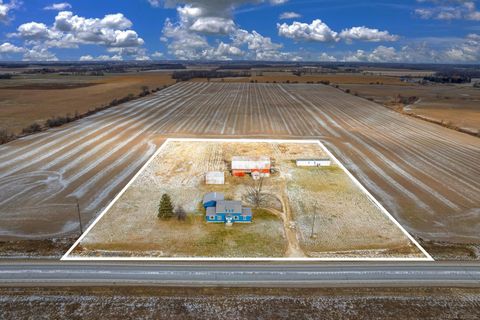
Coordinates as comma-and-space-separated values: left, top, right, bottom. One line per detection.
424, 74, 471, 84
217, 64, 273, 70
21, 63, 186, 75
172, 70, 251, 81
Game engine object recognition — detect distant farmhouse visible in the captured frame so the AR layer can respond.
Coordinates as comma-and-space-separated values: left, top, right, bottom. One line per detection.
203, 192, 252, 225
231, 156, 271, 180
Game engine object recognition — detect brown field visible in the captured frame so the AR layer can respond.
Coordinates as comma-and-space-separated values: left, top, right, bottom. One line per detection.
0, 82, 479, 259
340, 83, 480, 135
196, 71, 408, 85
1, 287, 478, 319
0, 72, 175, 134
204, 71, 480, 135
70, 140, 423, 259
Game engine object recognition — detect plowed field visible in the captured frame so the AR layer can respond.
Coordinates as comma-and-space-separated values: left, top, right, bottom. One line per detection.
0, 83, 478, 251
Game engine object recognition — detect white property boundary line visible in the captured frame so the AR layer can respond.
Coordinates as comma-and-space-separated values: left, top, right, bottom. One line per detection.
62, 138, 433, 262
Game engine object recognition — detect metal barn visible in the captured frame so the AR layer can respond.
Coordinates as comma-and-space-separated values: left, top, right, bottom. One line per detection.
296, 159, 332, 167
231, 156, 271, 178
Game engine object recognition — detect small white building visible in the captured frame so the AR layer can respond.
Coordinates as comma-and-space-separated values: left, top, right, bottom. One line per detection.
296, 159, 332, 167
205, 171, 225, 185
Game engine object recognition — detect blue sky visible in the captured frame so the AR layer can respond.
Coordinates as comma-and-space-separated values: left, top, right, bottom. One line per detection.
0, 0, 479, 62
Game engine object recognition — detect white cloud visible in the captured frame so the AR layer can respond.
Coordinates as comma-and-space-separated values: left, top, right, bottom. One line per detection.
344, 46, 400, 62
162, 13, 291, 61
339, 26, 399, 42
278, 19, 399, 43
162, 17, 210, 59
170, 5, 237, 35
367, 46, 399, 62
319, 52, 337, 62
340, 34, 480, 63
147, 0, 161, 7
160, 0, 293, 37
16, 22, 59, 40
161, 2, 293, 61
22, 47, 58, 61
152, 51, 164, 58
215, 42, 243, 57
0, 0, 20, 23
107, 46, 151, 60
279, 11, 301, 20
10, 10, 148, 61
415, 0, 480, 21
443, 33, 480, 62
53, 11, 134, 35
0, 42, 24, 53
44, 2, 72, 11
232, 29, 284, 60
162, 17, 245, 60
79, 54, 123, 61
79, 54, 93, 61
100, 13, 134, 29
190, 17, 236, 34
277, 19, 339, 42
13, 11, 144, 54
270, 0, 288, 4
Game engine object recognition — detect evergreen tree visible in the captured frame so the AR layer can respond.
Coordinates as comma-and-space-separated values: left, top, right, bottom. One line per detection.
158, 194, 174, 220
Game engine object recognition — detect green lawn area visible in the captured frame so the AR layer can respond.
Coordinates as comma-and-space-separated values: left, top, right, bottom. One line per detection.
82, 209, 287, 258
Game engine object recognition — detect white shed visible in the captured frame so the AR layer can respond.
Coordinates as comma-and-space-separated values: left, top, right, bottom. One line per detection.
296, 159, 332, 167
205, 171, 225, 185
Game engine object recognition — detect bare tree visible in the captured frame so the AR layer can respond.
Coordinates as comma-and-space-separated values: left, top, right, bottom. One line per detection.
175, 206, 187, 221
245, 177, 268, 208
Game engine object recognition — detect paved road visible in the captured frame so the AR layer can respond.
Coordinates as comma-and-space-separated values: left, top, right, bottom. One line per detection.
0, 261, 479, 287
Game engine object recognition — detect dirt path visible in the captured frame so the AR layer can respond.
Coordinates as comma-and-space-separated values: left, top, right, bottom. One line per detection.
264, 193, 305, 258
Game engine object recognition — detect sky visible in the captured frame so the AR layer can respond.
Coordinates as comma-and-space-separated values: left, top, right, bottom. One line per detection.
0, 0, 479, 63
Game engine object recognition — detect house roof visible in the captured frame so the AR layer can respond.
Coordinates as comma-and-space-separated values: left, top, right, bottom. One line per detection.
231, 156, 271, 170
232, 156, 270, 162
216, 200, 242, 214
203, 192, 224, 204
206, 207, 216, 216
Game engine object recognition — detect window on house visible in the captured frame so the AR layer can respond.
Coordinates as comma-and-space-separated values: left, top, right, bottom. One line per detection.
234, 216, 239, 220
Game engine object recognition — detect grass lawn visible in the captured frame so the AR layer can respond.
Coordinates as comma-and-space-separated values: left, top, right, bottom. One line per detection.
80, 209, 287, 258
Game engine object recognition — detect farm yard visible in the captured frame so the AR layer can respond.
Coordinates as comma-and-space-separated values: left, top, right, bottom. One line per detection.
0, 82, 479, 259
68, 140, 425, 259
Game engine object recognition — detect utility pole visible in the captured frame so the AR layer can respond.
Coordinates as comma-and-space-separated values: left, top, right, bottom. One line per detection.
311, 201, 317, 239
76, 199, 83, 234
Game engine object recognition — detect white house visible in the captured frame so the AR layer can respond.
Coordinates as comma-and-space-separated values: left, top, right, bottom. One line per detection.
296, 159, 332, 167
205, 171, 225, 185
